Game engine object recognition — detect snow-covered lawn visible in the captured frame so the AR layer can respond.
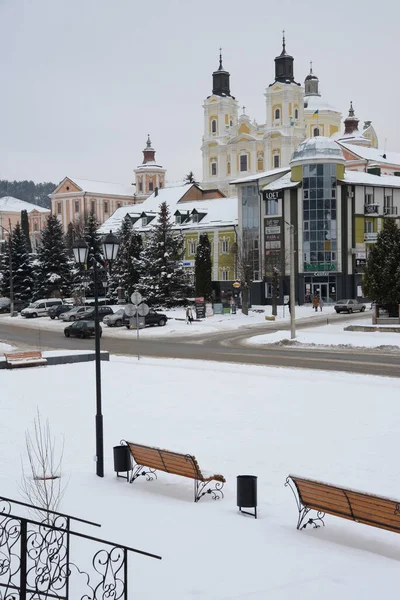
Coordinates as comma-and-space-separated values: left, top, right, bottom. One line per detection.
247, 319, 400, 349
1, 356, 400, 598
0, 304, 339, 339
0, 341, 15, 354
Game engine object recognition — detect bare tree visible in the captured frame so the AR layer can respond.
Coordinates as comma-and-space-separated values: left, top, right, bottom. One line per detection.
21, 410, 66, 522
231, 233, 255, 316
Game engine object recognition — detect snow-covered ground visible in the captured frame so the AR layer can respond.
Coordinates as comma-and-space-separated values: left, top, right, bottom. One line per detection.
247, 319, 400, 349
0, 304, 339, 339
0, 341, 15, 353
1, 356, 400, 598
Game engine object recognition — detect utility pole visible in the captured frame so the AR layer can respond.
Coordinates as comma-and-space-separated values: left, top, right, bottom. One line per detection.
289, 223, 296, 340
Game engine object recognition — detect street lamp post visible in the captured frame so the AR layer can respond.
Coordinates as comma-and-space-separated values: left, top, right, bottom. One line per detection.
285, 221, 296, 340
0, 223, 14, 316
72, 231, 119, 478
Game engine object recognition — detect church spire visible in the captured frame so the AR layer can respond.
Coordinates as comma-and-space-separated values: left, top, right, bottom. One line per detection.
344, 101, 360, 135
273, 31, 297, 84
212, 48, 232, 97
142, 134, 156, 164
304, 61, 320, 97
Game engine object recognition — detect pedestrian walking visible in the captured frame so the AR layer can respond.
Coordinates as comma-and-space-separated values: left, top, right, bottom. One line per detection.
312, 294, 319, 312
319, 297, 324, 311
186, 306, 193, 324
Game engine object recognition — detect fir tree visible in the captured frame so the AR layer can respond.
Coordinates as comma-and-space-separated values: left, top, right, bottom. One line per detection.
20, 210, 32, 252
65, 222, 75, 256
84, 212, 104, 296
33, 215, 72, 299
195, 233, 212, 300
0, 241, 10, 297
1, 223, 34, 303
138, 201, 193, 307
184, 171, 197, 184
108, 217, 142, 302
363, 218, 400, 316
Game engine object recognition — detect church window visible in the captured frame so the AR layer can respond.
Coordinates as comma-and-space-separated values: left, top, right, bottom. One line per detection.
211, 162, 217, 176
91, 201, 95, 214
240, 154, 248, 172
294, 108, 299, 120
274, 108, 281, 120
257, 153, 264, 171
227, 160, 231, 175
211, 119, 217, 134
313, 127, 320, 137
148, 181, 154, 192
57, 202, 62, 215
104, 201, 108, 214
273, 154, 280, 169
139, 181, 143, 192
75, 201, 79, 213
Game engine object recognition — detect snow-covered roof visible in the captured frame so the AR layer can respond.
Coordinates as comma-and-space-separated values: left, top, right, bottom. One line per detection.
55, 177, 135, 198
135, 162, 165, 171
337, 143, 400, 167
98, 186, 237, 234
262, 172, 300, 191
0, 196, 50, 214
230, 167, 289, 184
339, 171, 400, 188
304, 95, 340, 113
291, 136, 345, 165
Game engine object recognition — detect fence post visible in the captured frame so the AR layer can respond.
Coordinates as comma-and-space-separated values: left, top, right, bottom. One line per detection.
20, 519, 27, 600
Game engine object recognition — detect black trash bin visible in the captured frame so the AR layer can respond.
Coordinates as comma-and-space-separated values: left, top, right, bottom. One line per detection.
113, 445, 132, 481
237, 475, 257, 519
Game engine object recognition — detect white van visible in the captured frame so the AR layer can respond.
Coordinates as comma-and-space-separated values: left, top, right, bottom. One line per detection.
21, 299, 63, 318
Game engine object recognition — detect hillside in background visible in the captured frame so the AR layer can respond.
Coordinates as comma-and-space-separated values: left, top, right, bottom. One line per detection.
0, 180, 56, 209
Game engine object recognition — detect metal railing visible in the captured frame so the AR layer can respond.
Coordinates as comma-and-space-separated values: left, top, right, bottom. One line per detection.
384, 206, 398, 215
0, 495, 161, 599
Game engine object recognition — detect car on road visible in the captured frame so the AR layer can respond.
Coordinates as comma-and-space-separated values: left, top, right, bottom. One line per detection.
62, 306, 92, 322
64, 320, 101, 339
82, 306, 114, 322
48, 304, 73, 319
334, 299, 366, 314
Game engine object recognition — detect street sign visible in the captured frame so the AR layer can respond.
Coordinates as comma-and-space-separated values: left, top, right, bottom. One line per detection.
233, 281, 241, 289
124, 304, 136, 317
131, 291, 142, 305
138, 303, 150, 317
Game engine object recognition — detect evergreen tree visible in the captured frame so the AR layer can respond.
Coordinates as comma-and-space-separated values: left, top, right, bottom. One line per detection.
184, 171, 197, 184
108, 217, 142, 302
65, 222, 75, 256
33, 215, 72, 299
138, 201, 193, 307
0, 241, 10, 297
363, 218, 400, 316
20, 209, 32, 252
1, 223, 34, 303
83, 212, 104, 296
195, 233, 212, 300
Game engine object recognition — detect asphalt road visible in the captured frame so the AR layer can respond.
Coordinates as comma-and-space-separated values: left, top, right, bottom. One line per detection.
1, 311, 399, 378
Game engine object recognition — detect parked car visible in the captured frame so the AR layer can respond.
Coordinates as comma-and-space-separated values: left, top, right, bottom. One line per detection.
62, 306, 91, 322
334, 299, 366, 314
0, 297, 29, 313
48, 304, 73, 319
21, 299, 63, 318
123, 308, 168, 329
103, 308, 128, 327
83, 306, 114, 322
64, 320, 101, 339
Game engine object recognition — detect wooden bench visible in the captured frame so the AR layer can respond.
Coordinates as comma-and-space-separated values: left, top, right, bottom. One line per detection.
286, 474, 400, 533
4, 351, 47, 369
124, 441, 225, 502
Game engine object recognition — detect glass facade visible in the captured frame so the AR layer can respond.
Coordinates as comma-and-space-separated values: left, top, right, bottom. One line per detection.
241, 185, 260, 280
302, 163, 337, 272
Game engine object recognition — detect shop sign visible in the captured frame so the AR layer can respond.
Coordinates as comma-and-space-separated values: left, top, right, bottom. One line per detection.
264, 190, 283, 201
356, 251, 366, 259
304, 263, 336, 272
182, 260, 195, 268
195, 297, 206, 319
356, 259, 366, 268
265, 217, 282, 251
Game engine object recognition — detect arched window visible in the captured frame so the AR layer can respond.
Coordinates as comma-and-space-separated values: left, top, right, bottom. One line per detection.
211, 119, 217, 133
257, 152, 264, 171
274, 108, 280, 120
227, 160, 231, 175
294, 108, 299, 120
273, 154, 280, 169
211, 162, 217, 176
313, 127, 320, 137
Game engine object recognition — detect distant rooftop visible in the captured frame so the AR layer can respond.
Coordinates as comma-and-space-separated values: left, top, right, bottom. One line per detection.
0, 196, 50, 214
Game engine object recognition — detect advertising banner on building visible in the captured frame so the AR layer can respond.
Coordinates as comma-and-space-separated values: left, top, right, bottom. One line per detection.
195, 296, 206, 319
264, 217, 282, 251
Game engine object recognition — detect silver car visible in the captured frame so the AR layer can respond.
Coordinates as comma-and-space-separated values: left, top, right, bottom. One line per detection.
334, 299, 366, 314
62, 306, 92, 322
103, 309, 126, 327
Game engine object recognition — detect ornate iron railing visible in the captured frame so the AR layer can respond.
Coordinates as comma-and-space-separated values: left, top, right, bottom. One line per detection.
0, 495, 161, 599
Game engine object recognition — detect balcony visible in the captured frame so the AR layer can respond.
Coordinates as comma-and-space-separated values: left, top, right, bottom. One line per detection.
364, 232, 378, 242
364, 203, 379, 215
384, 206, 398, 215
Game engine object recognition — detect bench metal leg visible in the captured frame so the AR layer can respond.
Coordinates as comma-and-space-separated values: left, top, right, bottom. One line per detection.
194, 479, 224, 503
285, 477, 325, 530
129, 464, 157, 483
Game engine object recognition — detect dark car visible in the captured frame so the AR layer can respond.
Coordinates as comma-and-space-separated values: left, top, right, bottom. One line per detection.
82, 306, 114, 322
123, 308, 168, 329
0, 298, 29, 313
48, 304, 73, 319
64, 320, 102, 339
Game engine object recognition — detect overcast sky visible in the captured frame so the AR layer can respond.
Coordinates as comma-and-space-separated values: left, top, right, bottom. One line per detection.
0, 0, 398, 187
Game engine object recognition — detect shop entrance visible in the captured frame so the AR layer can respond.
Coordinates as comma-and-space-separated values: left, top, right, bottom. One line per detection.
304, 277, 337, 304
